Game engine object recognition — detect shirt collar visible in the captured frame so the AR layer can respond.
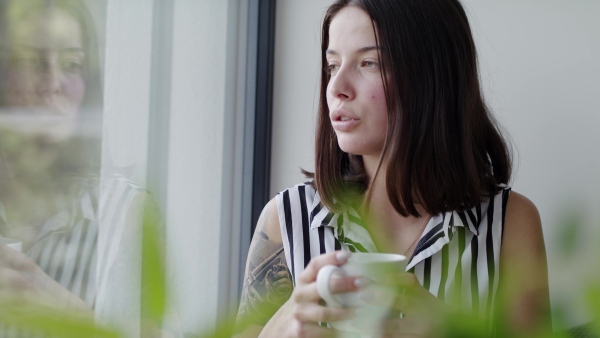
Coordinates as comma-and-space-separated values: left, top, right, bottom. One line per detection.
309, 194, 378, 252
309, 197, 481, 237
308, 196, 483, 268
448, 205, 483, 236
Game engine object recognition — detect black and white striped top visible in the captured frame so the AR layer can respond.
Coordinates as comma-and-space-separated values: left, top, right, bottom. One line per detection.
26, 175, 146, 309
276, 182, 510, 322
0, 175, 146, 337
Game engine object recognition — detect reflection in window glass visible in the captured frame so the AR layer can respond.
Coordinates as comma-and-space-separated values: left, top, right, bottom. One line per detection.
1, 0, 244, 336
0, 0, 103, 246
0, 0, 144, 336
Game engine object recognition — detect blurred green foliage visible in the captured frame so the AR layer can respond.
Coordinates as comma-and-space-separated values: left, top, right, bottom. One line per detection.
556, 207, 584, 257
0, 297, 119, 337
141, 199, 167, 326
0, 128, 598, 337
3, 211, 600, 337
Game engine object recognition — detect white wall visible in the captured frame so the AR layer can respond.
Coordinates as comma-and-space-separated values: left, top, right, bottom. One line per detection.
271, 0, 600, 329
270, 0, 330, 197
465, 1, 600, 327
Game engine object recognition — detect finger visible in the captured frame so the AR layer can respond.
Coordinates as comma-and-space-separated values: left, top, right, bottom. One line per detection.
330, 274, 369, 294
0, 244, 36, 272
294, 322, 338, 338
0, 243, 16, 267
0, 267, 36, 291
294, 302, 355, 324
294, 275, 363, 303
298, 251, 351, 284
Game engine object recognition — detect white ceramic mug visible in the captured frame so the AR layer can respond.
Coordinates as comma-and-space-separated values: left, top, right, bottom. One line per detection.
316, 252, 407, 334
0, 236, 23, 252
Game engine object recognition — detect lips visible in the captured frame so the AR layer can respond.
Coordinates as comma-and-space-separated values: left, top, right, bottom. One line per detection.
40, 98, 70, 117
330, 109, 360, 131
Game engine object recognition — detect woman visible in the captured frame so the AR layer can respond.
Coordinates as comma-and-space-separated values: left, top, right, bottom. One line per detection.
0, 2, 175, 337
235, 0, 550, 337
0, 1, 105, 335
0, 0, 102, 248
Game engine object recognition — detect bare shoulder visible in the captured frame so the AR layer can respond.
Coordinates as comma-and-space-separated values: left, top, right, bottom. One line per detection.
499, 190, 551, 334
233, 198, 292, 336
503, 191, 544, 251
505, 191, 540, 224
256, 198, 282, 243
243, 198, 284, 267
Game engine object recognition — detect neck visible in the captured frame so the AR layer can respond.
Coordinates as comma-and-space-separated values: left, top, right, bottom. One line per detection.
362, 154, 382, 180
359, 155, 431, 254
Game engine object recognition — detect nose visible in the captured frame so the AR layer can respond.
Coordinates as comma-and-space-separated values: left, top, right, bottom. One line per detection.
327, 65, 355, 101
37, 60, 62, 97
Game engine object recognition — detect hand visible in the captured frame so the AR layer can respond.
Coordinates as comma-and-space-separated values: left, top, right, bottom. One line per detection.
0, 243, 93, 314
261, 251, 362, 338
360, 273, 451, 338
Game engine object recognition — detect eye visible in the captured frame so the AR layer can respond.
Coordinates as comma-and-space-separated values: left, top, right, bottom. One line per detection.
61, 60, 84, 74
59, 53, 85, 74
12, 55, 39, 69
362, 60, 378, 68
326, 63, 340, 75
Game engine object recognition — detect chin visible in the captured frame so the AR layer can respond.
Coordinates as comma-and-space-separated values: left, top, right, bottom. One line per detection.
336, 136, 382, 157
337, 141, 368, 156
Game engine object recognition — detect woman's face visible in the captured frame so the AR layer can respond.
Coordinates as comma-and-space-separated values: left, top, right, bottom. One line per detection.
3, 8, 86, 142
326, 6, 388, 158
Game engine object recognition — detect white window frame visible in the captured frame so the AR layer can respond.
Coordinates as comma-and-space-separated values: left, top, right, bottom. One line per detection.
100, 0, 260, 335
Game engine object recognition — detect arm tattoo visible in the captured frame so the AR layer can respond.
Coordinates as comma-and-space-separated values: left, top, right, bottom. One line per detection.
235, 227, 293, 330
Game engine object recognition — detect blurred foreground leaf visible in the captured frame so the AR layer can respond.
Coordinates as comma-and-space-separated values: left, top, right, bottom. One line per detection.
556, 209, 583, 258
585, 284, 600, 335
141, 196, 167, 325
0, 297, 120, 337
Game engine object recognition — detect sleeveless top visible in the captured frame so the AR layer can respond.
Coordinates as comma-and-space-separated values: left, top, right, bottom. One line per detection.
275, 182, 511, 322
27, 175, 146, 309
0, 175, 147, 336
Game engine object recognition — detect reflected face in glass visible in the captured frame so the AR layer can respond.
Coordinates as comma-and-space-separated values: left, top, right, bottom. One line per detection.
3, 8, 86, 141
326, 7, 388, 158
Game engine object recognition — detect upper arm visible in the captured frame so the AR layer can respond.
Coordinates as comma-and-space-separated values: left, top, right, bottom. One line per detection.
233, 198, 293, 336
498, 191, 551, 334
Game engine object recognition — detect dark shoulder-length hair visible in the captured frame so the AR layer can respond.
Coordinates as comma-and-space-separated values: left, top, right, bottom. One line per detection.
313, 0, 512, 217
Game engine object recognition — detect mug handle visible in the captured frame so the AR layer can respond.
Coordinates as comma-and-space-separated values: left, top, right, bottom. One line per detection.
316, 264, 345, 307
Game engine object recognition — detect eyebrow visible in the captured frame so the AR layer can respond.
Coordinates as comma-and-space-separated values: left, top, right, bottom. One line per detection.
325, 46, 380, 55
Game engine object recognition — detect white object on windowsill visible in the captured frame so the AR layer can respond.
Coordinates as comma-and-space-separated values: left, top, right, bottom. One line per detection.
0, 235, 23, 253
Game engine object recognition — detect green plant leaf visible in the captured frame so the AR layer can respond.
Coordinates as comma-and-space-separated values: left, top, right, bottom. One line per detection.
0, 297, 121, 337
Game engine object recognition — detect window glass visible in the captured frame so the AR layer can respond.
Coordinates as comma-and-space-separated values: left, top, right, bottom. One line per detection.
0, 0, 166, 336
1, 0, 246, 336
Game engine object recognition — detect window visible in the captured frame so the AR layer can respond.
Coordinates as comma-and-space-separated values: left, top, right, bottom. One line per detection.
0, 0, 265, 336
